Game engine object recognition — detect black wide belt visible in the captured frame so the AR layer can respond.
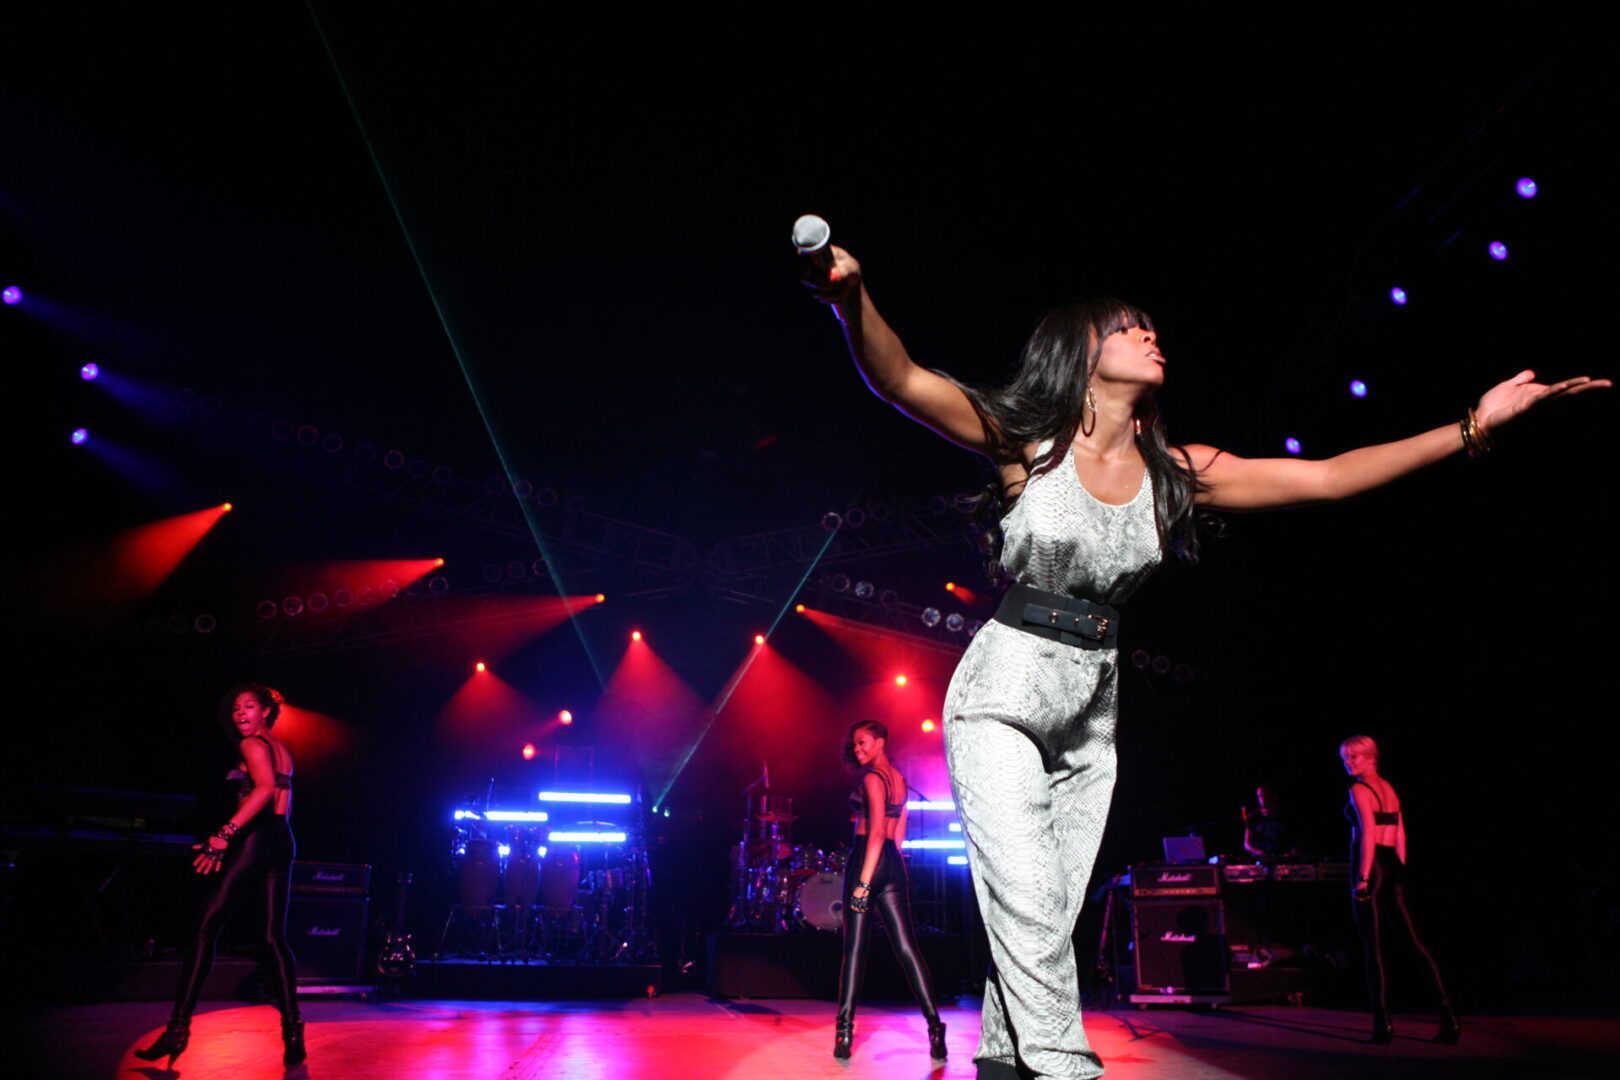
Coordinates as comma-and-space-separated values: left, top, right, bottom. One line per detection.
993, 583, 1120, 650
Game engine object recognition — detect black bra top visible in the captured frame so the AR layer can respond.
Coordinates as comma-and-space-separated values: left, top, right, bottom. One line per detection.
850, 768, 904, 821
1345, 780, 1399, 827
226, 734, 292, 798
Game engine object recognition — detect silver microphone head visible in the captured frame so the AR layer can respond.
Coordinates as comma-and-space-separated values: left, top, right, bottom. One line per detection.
792, 214, 831, 254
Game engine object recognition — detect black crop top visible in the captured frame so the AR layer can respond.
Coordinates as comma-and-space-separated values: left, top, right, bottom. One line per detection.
1345, 780, 1399, 827
225, 735, 293, 798
850, 768, 904, 821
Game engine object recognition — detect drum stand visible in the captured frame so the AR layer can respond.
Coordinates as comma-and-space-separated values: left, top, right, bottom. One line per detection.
433, 905, 502, 960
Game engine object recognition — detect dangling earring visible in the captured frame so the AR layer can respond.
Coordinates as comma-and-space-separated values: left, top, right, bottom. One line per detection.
1081, 386, 1097, 438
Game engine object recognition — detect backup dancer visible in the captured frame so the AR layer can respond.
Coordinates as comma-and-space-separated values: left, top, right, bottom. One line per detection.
136, 683, 305, 1067
834, 720, 946, 1060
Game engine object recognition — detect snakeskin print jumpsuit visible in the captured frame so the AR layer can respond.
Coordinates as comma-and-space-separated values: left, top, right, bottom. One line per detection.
943, 443, 1161, 1078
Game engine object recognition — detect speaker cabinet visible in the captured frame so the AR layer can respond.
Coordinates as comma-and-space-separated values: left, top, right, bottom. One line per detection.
286, 896, 369, 983
1131, 898, 1228, 994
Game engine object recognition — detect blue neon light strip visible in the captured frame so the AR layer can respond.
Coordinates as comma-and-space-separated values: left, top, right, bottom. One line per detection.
901, 839, 965, 849
906, 800, 955, 811
549, 830, 627, 843
539, 791, 632, 804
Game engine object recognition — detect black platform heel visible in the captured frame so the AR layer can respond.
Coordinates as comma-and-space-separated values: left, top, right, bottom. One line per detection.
134, 1021, 191, 1066
1370, 1010, 1393, 1045
833, 1017, 853, 1059
282, 1017, 307, 1065
927, 1018, 947, 1059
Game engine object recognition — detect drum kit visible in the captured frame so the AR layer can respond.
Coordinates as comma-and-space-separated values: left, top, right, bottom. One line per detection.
727, 792, 852, 932
438, 814, 655, 964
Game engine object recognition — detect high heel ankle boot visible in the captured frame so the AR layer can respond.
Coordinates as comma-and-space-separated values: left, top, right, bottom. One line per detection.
833, 1017, 853, 1060
282, 1018, 307, 1065
927, 1019, 947, 1059
134, 1020, 191, 1066
1436, 1005, 1460, 1045
1370, 1010, 1393, 1045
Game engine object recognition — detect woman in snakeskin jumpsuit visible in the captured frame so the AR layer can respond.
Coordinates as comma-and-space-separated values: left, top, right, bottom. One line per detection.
805, 244, 1604, 1079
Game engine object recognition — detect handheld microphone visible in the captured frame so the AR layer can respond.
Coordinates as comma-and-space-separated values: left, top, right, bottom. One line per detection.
793, 215, 834, 280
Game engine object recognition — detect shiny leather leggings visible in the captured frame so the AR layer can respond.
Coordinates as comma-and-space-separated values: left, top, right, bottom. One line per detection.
836, 838, 940, 1025
169, 814, 299, 1023
1353, 845, 1451, 1012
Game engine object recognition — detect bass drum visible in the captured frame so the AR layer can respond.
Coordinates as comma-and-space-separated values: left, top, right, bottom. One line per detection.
794, 870, 845, 931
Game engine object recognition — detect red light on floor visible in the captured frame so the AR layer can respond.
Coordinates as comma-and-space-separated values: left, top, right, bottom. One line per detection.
631, 630, 642, 642
754, 634, 765, 645
475, 661, 487, 672
921, 719, 936, 733
894, 675, 908, 686
596, 593, 607, 604
558, 709, 574, 725
795, 604, 806, 614
522, 742, 536, 760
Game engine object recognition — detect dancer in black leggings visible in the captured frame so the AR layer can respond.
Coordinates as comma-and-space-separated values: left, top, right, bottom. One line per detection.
136, 683, 305, 1067
1340, 734, 1457, 1045
835, 720, 945, 1061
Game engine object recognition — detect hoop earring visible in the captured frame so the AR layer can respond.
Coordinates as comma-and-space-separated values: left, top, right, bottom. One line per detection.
1081, 386, 1097, 438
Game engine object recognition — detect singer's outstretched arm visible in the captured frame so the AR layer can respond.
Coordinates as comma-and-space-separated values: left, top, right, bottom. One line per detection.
810, 248, 1007, 459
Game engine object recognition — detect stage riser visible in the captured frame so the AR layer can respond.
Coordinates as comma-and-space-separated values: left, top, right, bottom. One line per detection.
706, 932, 962, 999
415, 962, 662, 1000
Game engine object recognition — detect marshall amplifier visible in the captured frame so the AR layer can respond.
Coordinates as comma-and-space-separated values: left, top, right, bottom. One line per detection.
1130, 863, 1221, 898
291, 861, 371, 897
1129, 898, 1229, 998
287, 895, 369, 983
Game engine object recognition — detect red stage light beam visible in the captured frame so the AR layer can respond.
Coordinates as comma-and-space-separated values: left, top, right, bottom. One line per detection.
600, 632, 709, 805
52, 502, 232, 619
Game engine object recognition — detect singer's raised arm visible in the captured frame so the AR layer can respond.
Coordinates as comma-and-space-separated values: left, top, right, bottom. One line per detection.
809, 247, 1005, 459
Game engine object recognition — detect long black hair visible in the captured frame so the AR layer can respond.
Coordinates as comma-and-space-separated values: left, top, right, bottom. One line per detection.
950, 298, 1205, 577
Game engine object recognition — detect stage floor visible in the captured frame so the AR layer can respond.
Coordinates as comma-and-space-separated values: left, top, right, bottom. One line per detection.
11, 993, 1617, 1080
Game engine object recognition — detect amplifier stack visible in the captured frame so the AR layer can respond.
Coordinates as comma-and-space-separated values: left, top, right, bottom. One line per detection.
287, 861, 370, 987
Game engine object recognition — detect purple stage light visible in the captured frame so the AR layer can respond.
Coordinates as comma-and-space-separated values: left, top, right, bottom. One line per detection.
1, 286, 20, 305
1350, 380, 1368, 398
1489, 241, 1509, 261
71, 427, 89, 445
1284, 437, 1302, 455
80, 363, 100, 381
1516, 177, 1537, 199
1389, 287, 1408, 306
